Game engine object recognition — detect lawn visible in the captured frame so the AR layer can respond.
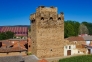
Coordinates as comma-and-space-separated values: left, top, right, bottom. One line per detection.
59, 55, 92, 62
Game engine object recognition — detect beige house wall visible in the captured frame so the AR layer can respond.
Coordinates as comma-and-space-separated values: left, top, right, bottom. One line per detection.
0, 51, 27, 57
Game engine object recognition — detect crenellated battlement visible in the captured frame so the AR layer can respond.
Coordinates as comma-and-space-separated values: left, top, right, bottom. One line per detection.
30, 6, 64, 28
36, 6, 57, 13
30, 13, 36, 20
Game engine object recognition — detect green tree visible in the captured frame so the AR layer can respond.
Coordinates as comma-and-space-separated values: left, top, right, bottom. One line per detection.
82, 22, 92, 35
79, 23, 89, 35
64, 20, 80, 38
66, 23, 75, 37
0, 31, 14, 40
6, 31, 14, 39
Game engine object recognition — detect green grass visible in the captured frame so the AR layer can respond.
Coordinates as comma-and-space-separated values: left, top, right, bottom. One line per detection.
59, 55, 92, 62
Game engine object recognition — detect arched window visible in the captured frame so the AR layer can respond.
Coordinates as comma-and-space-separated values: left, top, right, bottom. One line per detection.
49, 17, 53, 20
58, 17, 61, 20
74, 41, 77, 44
50, 49, 52, 51
31, 18, 35, 23
31, 19, 35, 23
41, 17, 44, 20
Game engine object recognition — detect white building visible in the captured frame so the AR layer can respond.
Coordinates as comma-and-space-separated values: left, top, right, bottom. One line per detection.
64, 45, 84, 56
64, 36, 88, 56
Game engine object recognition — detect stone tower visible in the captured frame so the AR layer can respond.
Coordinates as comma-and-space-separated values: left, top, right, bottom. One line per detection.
30, 6, 64, 58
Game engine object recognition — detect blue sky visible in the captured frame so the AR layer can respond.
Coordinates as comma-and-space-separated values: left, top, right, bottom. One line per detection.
0, 0, 92, 26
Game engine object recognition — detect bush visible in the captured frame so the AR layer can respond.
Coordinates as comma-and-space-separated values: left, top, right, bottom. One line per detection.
0, 31, 14, 40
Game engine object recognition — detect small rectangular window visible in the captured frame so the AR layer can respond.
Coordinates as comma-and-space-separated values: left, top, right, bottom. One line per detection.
78, 51, 80, 53
69, 46, 71, 49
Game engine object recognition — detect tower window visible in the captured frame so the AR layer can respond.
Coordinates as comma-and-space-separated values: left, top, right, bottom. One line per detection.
58, 17, 61, 20
41, 17, 44, 20
50, 49, 52, 51
49, 17, 53, 20
31, 19, 35, 23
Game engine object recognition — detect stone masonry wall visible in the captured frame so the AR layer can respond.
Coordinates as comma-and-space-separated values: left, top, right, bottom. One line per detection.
30, 6, 64, 58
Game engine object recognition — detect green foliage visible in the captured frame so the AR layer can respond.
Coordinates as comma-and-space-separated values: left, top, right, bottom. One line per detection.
82, 21, 92, 35
64, 20, 80, 38
0, 31, 14, 40
79, 23, 89, 34
64, 20, 92, 38
59, 55, 92, 62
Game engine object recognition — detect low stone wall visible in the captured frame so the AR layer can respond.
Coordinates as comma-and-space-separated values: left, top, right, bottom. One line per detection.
0, 51, 27, 57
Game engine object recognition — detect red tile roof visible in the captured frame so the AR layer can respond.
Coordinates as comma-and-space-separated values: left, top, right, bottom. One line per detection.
0, 27, 28, 36
0, 39, 28, 52
67, 36, 84, 41
1, 40, 12, 46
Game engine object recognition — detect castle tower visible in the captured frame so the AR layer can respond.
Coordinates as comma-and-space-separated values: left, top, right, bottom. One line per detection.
30, 6, 64, 58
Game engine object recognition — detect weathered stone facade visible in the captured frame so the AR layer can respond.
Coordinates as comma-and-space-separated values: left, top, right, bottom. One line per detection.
30, 6, 64, 58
